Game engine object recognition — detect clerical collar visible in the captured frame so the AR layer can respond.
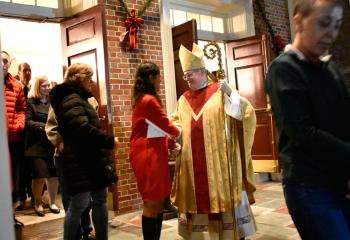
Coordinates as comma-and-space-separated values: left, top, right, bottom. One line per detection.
284, 44, 332, 63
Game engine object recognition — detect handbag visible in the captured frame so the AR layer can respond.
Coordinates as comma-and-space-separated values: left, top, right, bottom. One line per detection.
235, 191, 257, 238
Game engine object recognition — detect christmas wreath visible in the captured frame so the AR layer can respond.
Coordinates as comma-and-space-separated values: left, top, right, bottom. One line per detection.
118, 0, 153, 50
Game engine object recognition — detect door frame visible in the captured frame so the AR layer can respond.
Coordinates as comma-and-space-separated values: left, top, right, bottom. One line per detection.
159, 0, 178, 116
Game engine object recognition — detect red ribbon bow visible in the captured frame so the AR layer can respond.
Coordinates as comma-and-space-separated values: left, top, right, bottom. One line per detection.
119, 10, 144, 50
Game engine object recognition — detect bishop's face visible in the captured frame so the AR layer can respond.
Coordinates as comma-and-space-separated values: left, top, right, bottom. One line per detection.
183, 68, 207, 91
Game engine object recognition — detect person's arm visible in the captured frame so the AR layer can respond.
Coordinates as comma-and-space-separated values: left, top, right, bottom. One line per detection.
144, 96, 180, 138
219, 80, 243, 120
171, 101, 182, 134
25, 100, 45, 132
15, 86, 26, 132
45, 105, 63, 148
266, 62, 350, 160
59, 95, 114, 149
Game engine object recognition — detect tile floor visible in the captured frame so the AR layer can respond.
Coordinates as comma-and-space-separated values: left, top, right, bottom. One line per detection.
16, 181, 301, 239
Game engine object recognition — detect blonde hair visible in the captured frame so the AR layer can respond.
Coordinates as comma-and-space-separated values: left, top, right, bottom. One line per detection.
28, 75, 49, 99
64, 63, 93, 83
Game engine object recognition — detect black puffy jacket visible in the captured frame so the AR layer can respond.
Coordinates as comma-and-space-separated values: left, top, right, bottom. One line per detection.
50, 81, 116, 195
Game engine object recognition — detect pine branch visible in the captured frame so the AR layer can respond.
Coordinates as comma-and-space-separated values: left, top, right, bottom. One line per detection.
118, 0, 131, 17
137, 0, 153, 17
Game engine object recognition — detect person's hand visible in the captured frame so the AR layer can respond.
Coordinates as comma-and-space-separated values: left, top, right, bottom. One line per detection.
58, 142, 64, 152
219, 80, 232, 97
114, 137, 118, 145
170, 142, 181, 156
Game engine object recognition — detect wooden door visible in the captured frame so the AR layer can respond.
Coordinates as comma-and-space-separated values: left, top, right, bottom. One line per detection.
172, 19, 198, 99
226, 35, 279, 172
60, 5, 118, 210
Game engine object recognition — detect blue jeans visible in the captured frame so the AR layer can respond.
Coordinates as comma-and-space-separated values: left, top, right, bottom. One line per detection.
283, 179, 350, 240
54, 156, 92, 237
64, 188, 108, 240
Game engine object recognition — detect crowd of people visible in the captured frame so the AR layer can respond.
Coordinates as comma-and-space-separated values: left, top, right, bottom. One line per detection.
2, 54, 117, 239
1, 0, 349, 240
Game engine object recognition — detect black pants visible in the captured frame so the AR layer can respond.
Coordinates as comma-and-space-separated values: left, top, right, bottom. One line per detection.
9, 142, 23, 203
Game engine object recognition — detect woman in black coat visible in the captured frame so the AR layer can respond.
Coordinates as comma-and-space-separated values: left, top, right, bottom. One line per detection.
50, 63, 117, 240
25, 75, 59, 217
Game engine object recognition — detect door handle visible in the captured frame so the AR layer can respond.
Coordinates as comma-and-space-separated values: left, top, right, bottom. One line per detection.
99, 115, 106, 121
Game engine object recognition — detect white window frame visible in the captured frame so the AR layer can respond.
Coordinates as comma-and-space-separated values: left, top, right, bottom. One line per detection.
0, 1, 64, 19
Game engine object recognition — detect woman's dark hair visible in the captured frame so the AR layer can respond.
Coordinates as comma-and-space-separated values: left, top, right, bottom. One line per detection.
132, 62, 161, 108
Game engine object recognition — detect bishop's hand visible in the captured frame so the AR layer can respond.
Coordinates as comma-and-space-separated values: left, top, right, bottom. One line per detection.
219, 80, 232, 97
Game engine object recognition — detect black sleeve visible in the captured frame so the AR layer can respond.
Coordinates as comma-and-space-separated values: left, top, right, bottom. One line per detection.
26, 101, 46, 132
59, 95, 114, 150
266, 61, 350, 161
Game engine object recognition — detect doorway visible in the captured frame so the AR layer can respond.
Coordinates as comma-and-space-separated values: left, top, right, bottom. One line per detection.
0, 17, 65, 233
0, 17, 63, 82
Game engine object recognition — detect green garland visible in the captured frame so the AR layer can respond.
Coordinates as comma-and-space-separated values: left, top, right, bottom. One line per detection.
118, 0, 153, 17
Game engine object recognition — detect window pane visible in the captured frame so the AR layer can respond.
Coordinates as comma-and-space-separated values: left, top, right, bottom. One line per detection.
173, 10, 187, 26
187, 12, 199, 26
0, 0, 11, 2
199, 15, 212, 32
37, 0, 58, 8
12, 0, 35, 4
231, 13, 247, 33
212, 17, 224, 33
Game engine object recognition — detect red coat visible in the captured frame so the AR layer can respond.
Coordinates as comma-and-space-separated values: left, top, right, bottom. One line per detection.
129, 94, 179, 201
4, 74, 26, 142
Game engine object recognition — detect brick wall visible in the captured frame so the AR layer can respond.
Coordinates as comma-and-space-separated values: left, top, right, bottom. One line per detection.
102, 0, 164, 214
331, 0, 350, 88
253, 0, 291, 58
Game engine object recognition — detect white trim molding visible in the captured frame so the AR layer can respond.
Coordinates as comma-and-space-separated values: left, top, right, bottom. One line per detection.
160, 0, 178, 117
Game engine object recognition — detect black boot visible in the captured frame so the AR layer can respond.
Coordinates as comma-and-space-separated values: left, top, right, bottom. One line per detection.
142, 215, 158, 240
156, 213, 163, 240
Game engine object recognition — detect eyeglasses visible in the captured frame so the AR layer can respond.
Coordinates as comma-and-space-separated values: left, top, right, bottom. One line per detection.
182, 68, 204, 81
182, 72, 194, 81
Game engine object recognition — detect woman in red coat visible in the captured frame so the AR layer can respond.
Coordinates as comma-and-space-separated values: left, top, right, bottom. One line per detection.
129, 62, 180, 240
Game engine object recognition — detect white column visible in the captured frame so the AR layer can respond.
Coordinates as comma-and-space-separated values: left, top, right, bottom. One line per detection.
0, 36, 16, 240
159, 0, 178, 117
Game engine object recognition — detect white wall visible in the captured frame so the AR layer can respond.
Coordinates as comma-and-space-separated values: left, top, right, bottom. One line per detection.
0, 18, 63, 84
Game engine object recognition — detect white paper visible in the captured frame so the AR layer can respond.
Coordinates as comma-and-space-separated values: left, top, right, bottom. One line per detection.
145, 118, 170, 138
224, 91, 242, 120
